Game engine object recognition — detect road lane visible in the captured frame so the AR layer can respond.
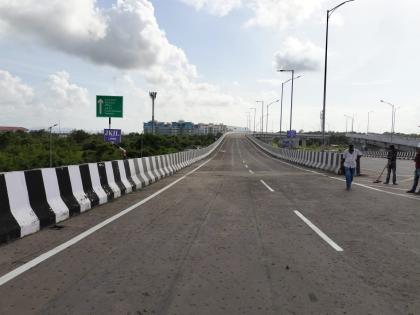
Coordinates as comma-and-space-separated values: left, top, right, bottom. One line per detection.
0, 134, 419, 314
243, 136, 420, 313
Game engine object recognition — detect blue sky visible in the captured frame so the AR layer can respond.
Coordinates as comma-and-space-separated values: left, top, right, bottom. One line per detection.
0, 0, 419, 134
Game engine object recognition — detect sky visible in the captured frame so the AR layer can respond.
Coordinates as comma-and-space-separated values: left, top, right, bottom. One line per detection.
0, 0, 419, 134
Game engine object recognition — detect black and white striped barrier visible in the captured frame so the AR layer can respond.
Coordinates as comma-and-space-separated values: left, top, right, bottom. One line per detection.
362, 151, 416, 160
0, 135, 226, 244
247, 136, 342, 174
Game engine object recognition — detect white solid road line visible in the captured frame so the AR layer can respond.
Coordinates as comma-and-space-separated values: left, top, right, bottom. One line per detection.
260, 179, 274, 192
0, 141, 227, 288
294, 210, 344, 252
249, 169, 254, 174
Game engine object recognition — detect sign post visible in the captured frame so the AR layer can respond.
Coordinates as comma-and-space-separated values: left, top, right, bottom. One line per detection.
96, 95, 123, 129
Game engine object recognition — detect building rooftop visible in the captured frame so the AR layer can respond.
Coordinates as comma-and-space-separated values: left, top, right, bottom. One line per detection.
0, 126, 28, 132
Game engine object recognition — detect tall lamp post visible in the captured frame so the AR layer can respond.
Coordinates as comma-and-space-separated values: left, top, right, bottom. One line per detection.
367, 110, 374, 134
256, 100, 264, 133
245, 112, 251, 132
278, 69, 295, 133
380, 99, 399, 143
249, 107, 256, 133
266, 99, 280, 133
149, 91, 157, 134
279, 75, 302, 137
344, 114, 354, 133
48, 123, 58, 168
321, 0, 356, 145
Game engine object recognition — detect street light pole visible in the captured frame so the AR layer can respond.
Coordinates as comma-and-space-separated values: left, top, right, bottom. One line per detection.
149, 92, 157, 135
249, 107, 256, 133
344, 114, 354, 133
380, 99, 398, 143
279, 75, 302, 137
278, 69, 296, 133
245, 112, 251, 132
367, 110, 373, 134
48, 123, 58, 168
321, 0, 356, 145
256, 100, 264, 134
266, 99, 280, 134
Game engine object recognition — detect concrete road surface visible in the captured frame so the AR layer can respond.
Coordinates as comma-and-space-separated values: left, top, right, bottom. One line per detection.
0, 134, 419, 314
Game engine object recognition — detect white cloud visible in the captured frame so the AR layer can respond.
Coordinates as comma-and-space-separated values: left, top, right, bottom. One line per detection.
245, 0, 326, 29
0, 1, 240, 119
274, 37, 323, 72
0, 70, 93, 128
177, 0, 326, 29
46, 71, 89, 110
0, 70, 34, 108
0, 0, 106, 41
0, 0, 196, 73
178, 0, 242, 16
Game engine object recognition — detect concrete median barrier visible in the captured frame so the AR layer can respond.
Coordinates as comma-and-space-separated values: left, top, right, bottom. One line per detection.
247, 135, 342, 174
0, 133, 226, 244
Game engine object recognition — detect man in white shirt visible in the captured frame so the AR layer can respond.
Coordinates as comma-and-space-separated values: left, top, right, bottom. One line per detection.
342, 144, 362, 190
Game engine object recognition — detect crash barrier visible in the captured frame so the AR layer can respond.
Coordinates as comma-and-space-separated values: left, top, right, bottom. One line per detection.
362, 151, 415, 160
0, 134, 226, 244
247, 136, 343, 174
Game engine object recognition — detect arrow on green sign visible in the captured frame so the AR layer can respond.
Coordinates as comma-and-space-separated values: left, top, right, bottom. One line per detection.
98, 98, 104, 115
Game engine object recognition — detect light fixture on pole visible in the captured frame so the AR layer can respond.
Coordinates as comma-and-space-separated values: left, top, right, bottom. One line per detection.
278, 69, 295, 133
280, 75, 302, 137
48, 123, 58, 168
266, 99, 280, 133
321, 0, 356, 145
279, 75, 302, 137
256, 100, 264, 133
344, 114, 354, 133
367, 110, 374, 134
245, 112, 251, 132
380, 99, 399, 143
149, 91, 157, 135
249, 107, 256, 133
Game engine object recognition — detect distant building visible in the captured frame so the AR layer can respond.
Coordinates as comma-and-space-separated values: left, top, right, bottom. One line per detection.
0, 126, 28, 133
143, 120, 228, 135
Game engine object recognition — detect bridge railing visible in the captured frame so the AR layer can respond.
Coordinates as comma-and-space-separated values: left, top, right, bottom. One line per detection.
362, 151, 416, 160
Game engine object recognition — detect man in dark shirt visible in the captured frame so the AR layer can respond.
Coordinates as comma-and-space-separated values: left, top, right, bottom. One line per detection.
384, 145, 398, 185
406, 145, 420, 194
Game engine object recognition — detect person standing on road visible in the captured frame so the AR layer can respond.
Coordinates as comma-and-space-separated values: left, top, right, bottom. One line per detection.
342, 144, 361, 191
384, 145, 398, 185
406, 144, 420, 194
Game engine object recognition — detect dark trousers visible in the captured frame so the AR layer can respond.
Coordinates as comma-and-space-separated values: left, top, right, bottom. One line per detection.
385, 162, 396, 184
410, 169, 420, 192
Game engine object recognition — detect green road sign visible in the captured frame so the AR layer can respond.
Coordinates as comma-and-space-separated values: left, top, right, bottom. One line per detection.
96, 95, 123, 118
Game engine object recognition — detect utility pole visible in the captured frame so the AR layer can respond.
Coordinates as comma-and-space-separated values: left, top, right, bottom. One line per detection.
278, 69, 296, 133
256, 101, 264, 134
149, 92, 157, 134
321, 0, 356, 145
249, 107, 256, 133
367, 111, 373, 134
48, 123, 58, 168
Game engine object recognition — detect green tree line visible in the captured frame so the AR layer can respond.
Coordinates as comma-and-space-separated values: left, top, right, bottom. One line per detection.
0, 130, 220, 172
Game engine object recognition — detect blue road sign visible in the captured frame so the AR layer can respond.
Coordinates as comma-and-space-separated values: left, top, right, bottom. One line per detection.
287, 130, 297, 138
104, 129, 121, 144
